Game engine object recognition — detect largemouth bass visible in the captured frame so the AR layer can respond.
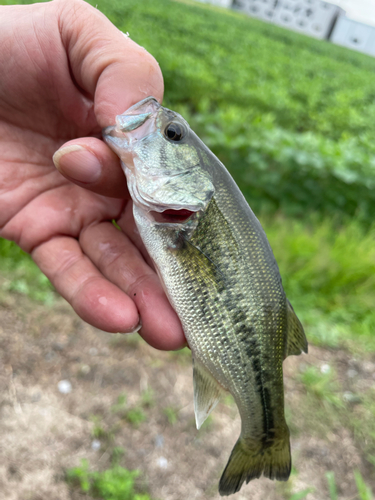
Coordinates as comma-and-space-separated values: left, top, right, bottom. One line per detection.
103, 97, 307, 496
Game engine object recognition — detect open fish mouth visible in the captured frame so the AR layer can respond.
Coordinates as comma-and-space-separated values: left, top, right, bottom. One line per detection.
149, 208, 196, 224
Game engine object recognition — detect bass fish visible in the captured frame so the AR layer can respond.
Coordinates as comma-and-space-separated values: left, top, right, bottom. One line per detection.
103, 97, 307, 496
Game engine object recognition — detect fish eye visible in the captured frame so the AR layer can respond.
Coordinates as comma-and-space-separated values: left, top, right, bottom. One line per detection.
164, 122, 184, 142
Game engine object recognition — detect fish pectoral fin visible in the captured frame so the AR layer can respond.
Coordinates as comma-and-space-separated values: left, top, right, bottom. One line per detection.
285, 299, 308, 358
193, 358, 223, 430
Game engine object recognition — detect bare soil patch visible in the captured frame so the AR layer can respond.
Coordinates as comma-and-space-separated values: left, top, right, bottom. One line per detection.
0, 287, 373, 499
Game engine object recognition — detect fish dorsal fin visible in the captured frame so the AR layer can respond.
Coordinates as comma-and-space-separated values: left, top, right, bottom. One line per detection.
193, 358, 222, 429
285, 300, 308, 358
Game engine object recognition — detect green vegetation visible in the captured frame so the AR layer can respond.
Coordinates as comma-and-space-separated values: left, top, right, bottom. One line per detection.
126, 407, 147, 428
66, 458, 151, 500
326, 470, 374, 500
355, 469, 374, 500
326, 471, 338, 500
348, 387, 375, 464
110, 393, 148, 428
2, 0, 375, 495
90, 415, 116, 444
141, 388, 155, 408
111, 394, 128, 414
1, 0, 375, 356
97, 0, 375, 222
294, 361, 375, 470
0, 239, 54, 304
265, 218, 375, 351
288, 489, 314, 500
299, 366, 343, 409
163, 406, 179, 425
276, 466, 313, 499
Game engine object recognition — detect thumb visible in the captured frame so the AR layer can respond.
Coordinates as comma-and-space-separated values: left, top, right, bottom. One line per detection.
57, 0, 164, 126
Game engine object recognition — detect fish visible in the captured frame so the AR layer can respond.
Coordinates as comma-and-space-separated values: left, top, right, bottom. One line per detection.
102, 97, 308, 496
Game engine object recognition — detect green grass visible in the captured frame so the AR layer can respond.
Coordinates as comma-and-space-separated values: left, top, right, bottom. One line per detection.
299, 366, 344, 410
326, 470, 374, 500
102, 0, 375, 140
288, 489, 314, 500
111, 394, 127, 414
3, 0, 375, 220
264, 217, 375, 352
66, 459, 151, 500
110, 393, 148, 428
163, 406, 179, 425
326, 471, 338, 500
141, 388, 155, 408
95, 0, 375, 222
125, 407, 147, 428
90, 415, 116, 444
2, 0, 375, 496
355, 470, 374, 500
295, 359, 375, 468
1, 0, 374, 356
348, 387, 375, 465
0, 239, 55, 304
1, 0, 374, 354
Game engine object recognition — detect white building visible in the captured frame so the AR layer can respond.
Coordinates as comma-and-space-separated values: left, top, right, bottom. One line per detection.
196, 0, 233, 8
194, 0, 375, 58
232, 0, 344, 39
330, 15, 375, 57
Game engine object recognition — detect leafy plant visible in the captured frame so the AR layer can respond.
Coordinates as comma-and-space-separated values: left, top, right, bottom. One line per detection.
126, 407, 147, 428
111, 447, 125, 465
95, 0, 375, 223
326, 470, 374, 500
90, 415, 115, 444
0, 238, 55, 304
111, 394, 127, 414
66, 459, 151, 500
326, 471, 338, 500
265, 217, 375, 352
163, 406, 179, 425
1, 0, 375, 355
141, 388, 155, 408
354, 469, 374, 500
111, 394, 147, 428
289, 489, 314, 500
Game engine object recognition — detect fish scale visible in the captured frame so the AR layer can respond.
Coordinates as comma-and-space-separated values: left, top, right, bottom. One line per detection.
103, 97, 308, 496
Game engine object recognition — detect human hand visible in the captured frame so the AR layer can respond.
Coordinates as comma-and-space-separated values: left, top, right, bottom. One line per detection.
0, 0, 185, 350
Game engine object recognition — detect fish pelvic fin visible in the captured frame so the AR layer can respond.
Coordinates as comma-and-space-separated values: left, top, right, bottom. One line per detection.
193, 358, 223, 430
218, 433, 291, 496
285, 299, 308, 358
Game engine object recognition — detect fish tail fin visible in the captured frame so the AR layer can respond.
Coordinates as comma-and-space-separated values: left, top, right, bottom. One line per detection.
218, 434, 291, 496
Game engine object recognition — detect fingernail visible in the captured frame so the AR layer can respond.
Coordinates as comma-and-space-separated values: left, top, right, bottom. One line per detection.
53, 145, 101, 183
118, 320, 142, 335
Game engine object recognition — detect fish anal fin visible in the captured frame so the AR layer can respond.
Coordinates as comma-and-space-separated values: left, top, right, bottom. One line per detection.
193, 358, 222, 430
285, 299, 308, 358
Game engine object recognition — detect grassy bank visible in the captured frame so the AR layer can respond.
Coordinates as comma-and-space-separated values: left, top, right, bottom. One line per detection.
1, 0, 374, 351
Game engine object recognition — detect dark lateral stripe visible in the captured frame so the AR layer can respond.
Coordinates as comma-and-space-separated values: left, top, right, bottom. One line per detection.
250, 342, 275, 444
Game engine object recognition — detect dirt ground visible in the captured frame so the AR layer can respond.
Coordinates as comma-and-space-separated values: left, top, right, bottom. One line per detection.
0, 282, 374, 500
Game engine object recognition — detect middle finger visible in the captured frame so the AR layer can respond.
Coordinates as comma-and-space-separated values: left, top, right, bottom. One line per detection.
80, 221, 186, 351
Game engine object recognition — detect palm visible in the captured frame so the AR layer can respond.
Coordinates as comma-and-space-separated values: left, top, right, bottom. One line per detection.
0, 0, 185, 351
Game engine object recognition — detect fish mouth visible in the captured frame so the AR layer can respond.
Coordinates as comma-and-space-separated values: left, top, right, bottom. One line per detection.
149, 209, 196, 224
